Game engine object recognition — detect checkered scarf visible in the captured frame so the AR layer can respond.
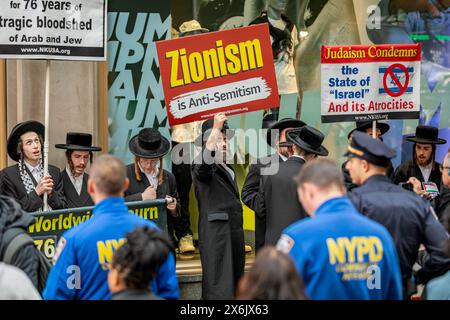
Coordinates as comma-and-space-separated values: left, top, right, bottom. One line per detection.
18, 159, 43, 194
18, 159, 48, 212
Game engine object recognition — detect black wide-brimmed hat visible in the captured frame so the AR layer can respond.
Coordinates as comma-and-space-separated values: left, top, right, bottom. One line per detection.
55, 132, 102, 152
266, 118, 306, 147
347, 121, 390, 139
286, 126, 329, 157
406, 125, 447, 145
7, 120, 45, 162
194, 119, 235, 147
129, 128, 171, 159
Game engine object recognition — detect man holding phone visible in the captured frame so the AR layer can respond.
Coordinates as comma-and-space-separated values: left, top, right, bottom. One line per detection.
394, 126, 447, 193
346, 132, 450, 298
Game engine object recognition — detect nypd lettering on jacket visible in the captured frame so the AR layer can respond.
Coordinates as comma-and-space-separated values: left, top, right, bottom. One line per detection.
327, 236, 383, 280
43, 197, 179, 300
278, 197, 402, 300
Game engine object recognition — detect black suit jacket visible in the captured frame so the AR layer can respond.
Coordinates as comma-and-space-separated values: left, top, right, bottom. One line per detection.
123, 164, 179, 204
394, 160, 442, 190
259, 156, 307, 246
61, 170, 93, 208
2, 164, 67, 212
242, 153, 283, 251
192, 149, 245, 300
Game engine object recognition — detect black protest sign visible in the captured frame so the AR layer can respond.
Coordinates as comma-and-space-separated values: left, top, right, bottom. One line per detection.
28, 200, 168, 260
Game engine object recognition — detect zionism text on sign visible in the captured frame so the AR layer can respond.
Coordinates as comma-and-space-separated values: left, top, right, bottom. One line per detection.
321, 44, 421, 123
156, 23, 279, 126
0, 0, 106, 60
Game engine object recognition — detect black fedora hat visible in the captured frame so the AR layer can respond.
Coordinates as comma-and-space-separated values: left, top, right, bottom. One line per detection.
194, 119, 235, 147
406, 125, 446, 145
55, 132, 102, 152
129, 128, 171, 159
286, 126, 329, 157
7, 120, 45, 162
347, 121, 390, 139
266, 118, 306, 147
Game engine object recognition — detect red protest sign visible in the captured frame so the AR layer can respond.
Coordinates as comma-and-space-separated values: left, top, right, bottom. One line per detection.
156, 24, 279, 126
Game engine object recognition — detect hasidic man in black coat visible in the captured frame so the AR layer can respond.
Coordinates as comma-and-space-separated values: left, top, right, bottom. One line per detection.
192, 113, 245, 300
394, 125, 446, 192
55, 132, 102, 208
2, 121, 67, 212
123, 128, 186, 251
258, 125, 329, 246
242, 117, 305, 252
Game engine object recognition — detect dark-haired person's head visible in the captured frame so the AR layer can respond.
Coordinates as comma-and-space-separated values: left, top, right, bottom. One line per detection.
87, 154, 129, 203
0, 195, 26, 237
236, 246, 308, 300
108, 226, 173, 296
294, 159, 346, 217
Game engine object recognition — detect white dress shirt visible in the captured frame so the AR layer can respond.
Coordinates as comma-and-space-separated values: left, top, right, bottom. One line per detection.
278, 152, 288, 162
220, 164, 235, 181
419, 162, 433, 182
66, 166, 84, 195
138, 162, 159, 189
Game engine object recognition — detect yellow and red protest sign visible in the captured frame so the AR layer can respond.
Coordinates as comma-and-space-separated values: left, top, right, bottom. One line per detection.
156, 23, 279, 126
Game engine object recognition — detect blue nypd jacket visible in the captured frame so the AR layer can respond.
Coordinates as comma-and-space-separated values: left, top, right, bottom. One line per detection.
278, 197, 403, 300
43, 197, 179, 300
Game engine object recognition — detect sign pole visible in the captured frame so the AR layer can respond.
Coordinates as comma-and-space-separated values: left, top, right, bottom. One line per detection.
43, 60, 50, 211
372, 120, 377, 139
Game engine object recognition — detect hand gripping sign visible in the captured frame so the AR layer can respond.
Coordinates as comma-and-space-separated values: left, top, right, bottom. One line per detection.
156, 24, 279, 126
321, 44, 421, 123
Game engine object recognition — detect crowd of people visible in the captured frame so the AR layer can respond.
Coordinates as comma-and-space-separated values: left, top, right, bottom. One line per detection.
0, 112, 449, 300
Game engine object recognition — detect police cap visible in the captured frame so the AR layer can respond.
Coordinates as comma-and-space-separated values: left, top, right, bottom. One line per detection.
344, 131, 396, 167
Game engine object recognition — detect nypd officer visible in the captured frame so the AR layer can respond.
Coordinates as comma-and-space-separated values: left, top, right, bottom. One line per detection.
346, 131, 450, 297
342, 120, 394, 191
43, 155, 179, 300
277, 159, 402, 300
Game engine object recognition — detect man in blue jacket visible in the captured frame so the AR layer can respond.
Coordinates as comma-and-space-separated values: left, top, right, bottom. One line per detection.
277, 158, 403, 300
43, 155, 179, 300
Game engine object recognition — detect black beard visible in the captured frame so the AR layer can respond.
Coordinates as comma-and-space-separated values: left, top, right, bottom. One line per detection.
416, 156, 432, 167
68, 160, 85, 176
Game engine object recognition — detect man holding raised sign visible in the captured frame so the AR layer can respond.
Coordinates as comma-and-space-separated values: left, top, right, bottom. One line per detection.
2, 121, 67, 212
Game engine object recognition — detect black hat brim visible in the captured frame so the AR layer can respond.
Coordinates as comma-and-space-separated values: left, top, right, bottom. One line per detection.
55, 144, 102, 152
194, 129, 235, 147
7, 121, 45, 162
128, 134, 171, 159
297, 142, 329, 156
266, 119, 306, 147
288, 135, 329, 156
347, 122, 390, 140
406, 136, 447, 145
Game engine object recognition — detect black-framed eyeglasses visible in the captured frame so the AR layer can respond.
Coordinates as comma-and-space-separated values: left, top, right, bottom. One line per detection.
439, 165, 450, 173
